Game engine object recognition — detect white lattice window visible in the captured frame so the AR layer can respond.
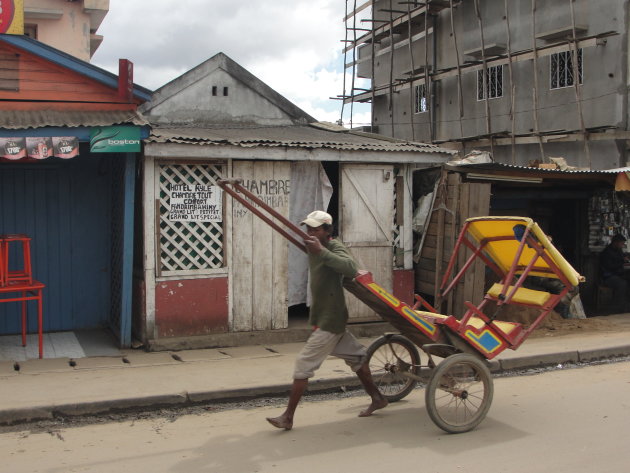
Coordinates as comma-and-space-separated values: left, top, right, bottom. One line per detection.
157, 162, 226, 276
477, 65, 503, 100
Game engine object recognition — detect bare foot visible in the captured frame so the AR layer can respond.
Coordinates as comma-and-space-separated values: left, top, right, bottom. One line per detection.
358, 397, 388, 417
266, 415, 293, 430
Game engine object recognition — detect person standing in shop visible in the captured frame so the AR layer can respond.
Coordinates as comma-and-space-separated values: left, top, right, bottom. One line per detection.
600, 234, 630, 313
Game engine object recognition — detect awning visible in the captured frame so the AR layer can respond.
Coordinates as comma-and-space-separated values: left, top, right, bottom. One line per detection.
615, 172, 630, 191
0, 109, 149, 129
1, 136, 79, 160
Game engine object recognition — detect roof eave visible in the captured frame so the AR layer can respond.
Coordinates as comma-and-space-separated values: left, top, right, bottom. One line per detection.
0, 34, 152, 102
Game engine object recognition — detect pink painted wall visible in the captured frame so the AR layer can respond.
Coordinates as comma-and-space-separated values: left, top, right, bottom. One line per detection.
155, 277, 229, 338
24, 0, 107, 61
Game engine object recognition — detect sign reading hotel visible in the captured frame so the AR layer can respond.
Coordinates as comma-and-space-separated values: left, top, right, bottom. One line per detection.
90, 126, 141, 153
0, 0, 24, 34
168, 184, 223, 222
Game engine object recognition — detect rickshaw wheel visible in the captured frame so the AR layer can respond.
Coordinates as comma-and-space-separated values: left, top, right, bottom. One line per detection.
425, 353, 493, 434
366, 335, 421, 402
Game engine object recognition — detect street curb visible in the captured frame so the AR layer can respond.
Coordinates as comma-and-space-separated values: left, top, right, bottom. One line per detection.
2, 348, 630, 426
578, 344, 630, 362
499, 351, 580, 371
187, 376, 362, 404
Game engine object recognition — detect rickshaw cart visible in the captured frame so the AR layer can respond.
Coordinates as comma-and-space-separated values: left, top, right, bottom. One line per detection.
218, 179, 584, 434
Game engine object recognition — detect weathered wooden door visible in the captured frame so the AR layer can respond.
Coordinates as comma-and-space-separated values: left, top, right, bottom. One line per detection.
340, 164, 395, 322
231, 160, 290, 331
415, 171, 490, 316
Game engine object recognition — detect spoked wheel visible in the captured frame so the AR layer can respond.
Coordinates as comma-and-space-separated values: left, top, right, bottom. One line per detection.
425, 353, 494, 434
366, 335, 421, 402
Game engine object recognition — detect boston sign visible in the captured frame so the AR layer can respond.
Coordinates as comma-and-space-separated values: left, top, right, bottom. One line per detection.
90, 126, 141, 153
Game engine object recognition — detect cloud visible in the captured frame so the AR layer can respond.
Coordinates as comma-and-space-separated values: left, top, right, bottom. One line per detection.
92, 0, 356, 122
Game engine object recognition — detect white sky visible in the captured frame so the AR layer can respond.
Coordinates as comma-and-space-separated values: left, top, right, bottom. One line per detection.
91, 0, 371, 126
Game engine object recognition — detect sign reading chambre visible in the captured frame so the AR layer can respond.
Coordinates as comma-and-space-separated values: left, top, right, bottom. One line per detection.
90, 126, 140, 153
167, 183, 223, 222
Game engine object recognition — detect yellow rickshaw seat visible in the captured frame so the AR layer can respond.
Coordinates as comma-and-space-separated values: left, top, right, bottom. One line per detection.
487, 283, 551, 307
416, 310, 521, 335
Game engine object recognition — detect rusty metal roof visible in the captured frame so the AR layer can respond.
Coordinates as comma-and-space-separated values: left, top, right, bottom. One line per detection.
0, 109, 149, 129
445, 161, 626, 175
147, 122, 457, 154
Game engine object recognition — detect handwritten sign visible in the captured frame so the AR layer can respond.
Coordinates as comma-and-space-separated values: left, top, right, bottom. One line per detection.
233, 179, 290, 219
168, 184, 222, 222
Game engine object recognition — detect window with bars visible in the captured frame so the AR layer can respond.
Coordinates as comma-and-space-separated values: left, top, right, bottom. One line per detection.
414, 83, 428, 114
157, 163, 226, 275
551, 48, 583, 89
477, 65, 503, 100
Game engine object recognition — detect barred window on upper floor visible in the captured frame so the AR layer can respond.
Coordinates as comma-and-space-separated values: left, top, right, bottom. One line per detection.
551, 48, 583, 89
414, 83, 428, 114
477, 65, 503, 101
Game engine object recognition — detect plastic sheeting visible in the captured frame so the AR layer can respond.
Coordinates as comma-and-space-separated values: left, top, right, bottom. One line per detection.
287, 162, 333, 306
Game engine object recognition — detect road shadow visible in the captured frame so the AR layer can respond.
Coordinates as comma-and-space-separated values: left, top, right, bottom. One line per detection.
172, 399, 528, 472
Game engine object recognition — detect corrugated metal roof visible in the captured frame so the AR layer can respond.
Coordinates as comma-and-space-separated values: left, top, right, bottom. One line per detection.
147, 123, 457, 154
0, 109, 149, 129
446, 161, 625, 175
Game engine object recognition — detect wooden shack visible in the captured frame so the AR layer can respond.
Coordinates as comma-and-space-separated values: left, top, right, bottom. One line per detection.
136, 53, 455, 347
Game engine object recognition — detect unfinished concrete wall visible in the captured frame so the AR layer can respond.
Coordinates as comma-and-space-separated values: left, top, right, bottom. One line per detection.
355, 0, 629, 168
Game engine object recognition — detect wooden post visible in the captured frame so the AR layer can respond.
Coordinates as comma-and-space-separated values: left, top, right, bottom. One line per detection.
424, 1, 433, 141
568, 0, 592, 169
504, 0, 517, 164
371, 6, 376, 132
341, 0, 349, 125
350, 0, 358, 128
474, 0, 493, 156
388, 0, 395, 137
531, 0, 546, 162
407, 1, 416, 140
449, 0, 465, 140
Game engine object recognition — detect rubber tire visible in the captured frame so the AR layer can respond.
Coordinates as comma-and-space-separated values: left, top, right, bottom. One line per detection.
366, 334, 421, 402
425, 353, 494, 434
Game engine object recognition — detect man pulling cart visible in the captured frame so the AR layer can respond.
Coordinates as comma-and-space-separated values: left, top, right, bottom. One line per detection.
218, 179, 584, 434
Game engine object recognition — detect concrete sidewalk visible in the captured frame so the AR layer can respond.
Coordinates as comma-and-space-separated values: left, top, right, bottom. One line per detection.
1, 315, 630, 426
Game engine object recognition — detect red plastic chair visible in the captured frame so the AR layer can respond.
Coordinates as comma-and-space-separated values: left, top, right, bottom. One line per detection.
0, 234, 44, 358
1, 234, 33, 285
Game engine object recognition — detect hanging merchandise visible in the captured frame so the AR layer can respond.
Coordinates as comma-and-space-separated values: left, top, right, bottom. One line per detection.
0, 136, 79, 160
588, 191, 630, 251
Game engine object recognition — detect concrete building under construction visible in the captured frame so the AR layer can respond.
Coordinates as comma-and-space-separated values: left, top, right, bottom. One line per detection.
341, 0, 629, 169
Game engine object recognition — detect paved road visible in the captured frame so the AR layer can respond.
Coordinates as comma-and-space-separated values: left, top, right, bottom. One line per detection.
1, 361, 629, 473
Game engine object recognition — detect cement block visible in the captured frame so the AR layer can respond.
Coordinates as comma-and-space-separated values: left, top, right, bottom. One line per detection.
578, 344, 630, 362
0, 407, 53, 425
487, 359, 501, 373
188, 384, 291, 403
122, 352, 181, 366
264, 342, 304, 355
500, 351, 579, 371
218, 345, 280, 359
17, 357, 73, 374
72, 356, 128, 370
171, 349, 230, 362
0, 360, 18, 377
54, 393, 188, 417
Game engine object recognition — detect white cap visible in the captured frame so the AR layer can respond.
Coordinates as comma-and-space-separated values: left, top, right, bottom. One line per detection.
301, 210, 333, 227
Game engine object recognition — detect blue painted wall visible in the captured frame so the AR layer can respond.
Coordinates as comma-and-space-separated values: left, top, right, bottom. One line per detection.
0, 155, 113, 333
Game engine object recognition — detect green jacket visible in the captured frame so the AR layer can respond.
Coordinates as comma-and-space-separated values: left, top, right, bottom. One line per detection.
308, 238, 358, 333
